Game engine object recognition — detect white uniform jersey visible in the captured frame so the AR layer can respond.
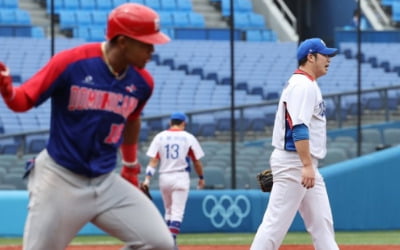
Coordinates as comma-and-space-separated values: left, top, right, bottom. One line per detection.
272, 70, 327, 159
146, 129, 205, 173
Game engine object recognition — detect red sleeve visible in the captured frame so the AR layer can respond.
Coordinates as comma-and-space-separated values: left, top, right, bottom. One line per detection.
3, 87, 34, 112
21, 43, 102, 105
127, 67, 154, 121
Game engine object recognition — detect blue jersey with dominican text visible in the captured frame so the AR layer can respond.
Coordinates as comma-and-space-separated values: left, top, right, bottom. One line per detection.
20, 43, 154, 177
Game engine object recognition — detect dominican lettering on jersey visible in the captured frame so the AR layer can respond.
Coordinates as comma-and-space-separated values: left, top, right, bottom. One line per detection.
68, 85, 138, 119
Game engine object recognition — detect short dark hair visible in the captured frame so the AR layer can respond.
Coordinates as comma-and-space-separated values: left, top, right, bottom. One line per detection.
298, 53, 317, 66
171, 119, 184, 126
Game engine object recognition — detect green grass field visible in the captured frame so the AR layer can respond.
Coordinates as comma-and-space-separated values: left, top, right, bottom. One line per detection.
0, 231, 399, 246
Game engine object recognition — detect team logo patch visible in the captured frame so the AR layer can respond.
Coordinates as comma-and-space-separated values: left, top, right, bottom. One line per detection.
82, 75, 94, 84
125, 84, 136, 93
318, 101, 326, 117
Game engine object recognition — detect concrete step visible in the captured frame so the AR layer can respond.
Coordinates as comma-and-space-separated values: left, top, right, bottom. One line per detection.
18, 0, 66, 37
192, 0, 227, 28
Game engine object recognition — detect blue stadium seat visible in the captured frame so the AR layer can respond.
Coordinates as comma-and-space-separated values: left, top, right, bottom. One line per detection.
15, 10, 31, 25
64, 0, 80, 10
160, 0, 177, 11
144, 0, 161, 10
91, 10, 108, 26
261, 29, 277, 41
46, 0, 63, 14
249, 118, 266, 132
1, 143, 19, 154
89, 26, 105, 41
176, 0, 192, 11
27, 139, 47, 154
112, 0, 129, 7
237, 0, 252, 12
0, 9, 17, 24
73, 27, 90, 40
383, 128, 400, 146
248, 13, 265, 28
216, 118, 231, 132
250, 86, 265, 99
187, 12, 205, 27
58, 11, 77, 30
2, 0, 18, 9
158, 11, 173, 27
75, 11, 92, 26
203, 167, 225, 189
96, 0, 113, 10
129, 0, 144, 4
171, 12, 190, 27
221, 0, 232, 17
31, 26, 45, 38
199, 123, 216, 138
233, 12, 251, 28
80, 0, 96, 9
235, 82, 249, 92
3, 173, 26, 190
246, 29, 262, 41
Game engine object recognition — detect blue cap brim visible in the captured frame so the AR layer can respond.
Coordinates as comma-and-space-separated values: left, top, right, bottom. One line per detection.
319, 47, 338, 56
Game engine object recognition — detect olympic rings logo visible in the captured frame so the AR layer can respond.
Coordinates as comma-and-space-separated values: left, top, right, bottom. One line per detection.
202, 194, 251, 228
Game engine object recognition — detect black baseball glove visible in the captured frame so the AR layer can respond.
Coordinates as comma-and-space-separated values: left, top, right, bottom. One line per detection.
139, 183, 152, 200
256, 169, 273, 192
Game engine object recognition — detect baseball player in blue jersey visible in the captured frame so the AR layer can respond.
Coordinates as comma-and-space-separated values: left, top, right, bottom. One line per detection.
251, 38, 340, 250
0, 3, 175, 250
142, 112, 205, 249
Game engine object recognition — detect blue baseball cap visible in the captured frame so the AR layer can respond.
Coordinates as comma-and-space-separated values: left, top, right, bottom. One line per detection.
297, 38, 338, 61
170, 112, 187, 122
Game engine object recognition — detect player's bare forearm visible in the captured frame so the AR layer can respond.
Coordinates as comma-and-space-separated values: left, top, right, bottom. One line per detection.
193, 159, 205, 189
193, 160, 204, 177
294, 139, 312, 167
123, 118, 141, 144
294, 139, 315, 188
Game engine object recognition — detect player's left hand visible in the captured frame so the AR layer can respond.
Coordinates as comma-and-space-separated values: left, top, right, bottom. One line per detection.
139, 182, 152, 200
121, 162, 141, 187
0, 62, 14, 100
197, 179, 205, 189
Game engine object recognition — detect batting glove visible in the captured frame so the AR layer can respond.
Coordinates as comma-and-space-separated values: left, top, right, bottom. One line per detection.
0, 62, 14, 100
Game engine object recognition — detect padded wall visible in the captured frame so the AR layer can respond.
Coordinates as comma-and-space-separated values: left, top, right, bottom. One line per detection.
0, 145, 400, 236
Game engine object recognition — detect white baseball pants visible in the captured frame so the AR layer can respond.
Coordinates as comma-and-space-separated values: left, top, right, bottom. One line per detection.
23, 149, 174, 250
251, 149, 339, 250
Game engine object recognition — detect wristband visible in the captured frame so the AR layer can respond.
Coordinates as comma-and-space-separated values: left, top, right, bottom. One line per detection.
121, 159, 138, 167
146, 166, 156, 176
199, 175, 204, 180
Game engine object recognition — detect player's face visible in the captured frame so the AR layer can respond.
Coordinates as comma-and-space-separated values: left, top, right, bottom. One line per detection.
123, 37, 154, 69
313, 53, 332, 78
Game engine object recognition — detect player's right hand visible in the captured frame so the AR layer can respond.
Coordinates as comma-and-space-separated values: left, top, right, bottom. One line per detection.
301, 165, 315, 189
0, 62, 14, 100
121, 162, 141, 187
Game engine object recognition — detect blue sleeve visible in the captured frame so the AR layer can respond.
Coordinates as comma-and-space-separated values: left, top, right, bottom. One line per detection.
292, 124, 309, 141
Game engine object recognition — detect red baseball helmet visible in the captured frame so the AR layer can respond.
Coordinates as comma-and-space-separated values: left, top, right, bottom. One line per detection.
106, 3, 170, 44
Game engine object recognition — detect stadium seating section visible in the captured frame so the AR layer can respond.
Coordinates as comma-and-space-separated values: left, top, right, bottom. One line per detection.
0, 0, 276, 41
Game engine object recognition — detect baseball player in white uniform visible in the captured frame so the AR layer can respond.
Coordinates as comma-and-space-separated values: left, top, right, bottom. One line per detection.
251, 38, 340, 250
142, 112, 205, 249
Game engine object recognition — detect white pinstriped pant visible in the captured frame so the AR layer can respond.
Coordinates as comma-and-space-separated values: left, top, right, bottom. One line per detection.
251, 149, 339, 250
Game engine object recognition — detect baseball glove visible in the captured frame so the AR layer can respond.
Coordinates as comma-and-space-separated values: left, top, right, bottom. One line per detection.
139, 183, 152, 200
256, 169, 273, 192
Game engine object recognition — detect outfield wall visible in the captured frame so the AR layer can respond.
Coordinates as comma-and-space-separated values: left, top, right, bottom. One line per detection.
1, 145, 399, 236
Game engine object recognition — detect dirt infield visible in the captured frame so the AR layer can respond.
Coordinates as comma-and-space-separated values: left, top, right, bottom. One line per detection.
2, 245, 400, 250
